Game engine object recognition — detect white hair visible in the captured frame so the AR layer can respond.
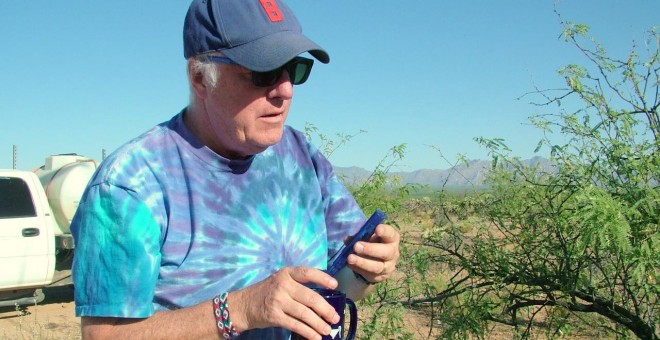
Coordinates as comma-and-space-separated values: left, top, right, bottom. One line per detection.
188, 54, 222, 105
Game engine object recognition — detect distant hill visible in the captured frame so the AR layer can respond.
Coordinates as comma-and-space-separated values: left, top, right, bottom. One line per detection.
335, 156, 552, 188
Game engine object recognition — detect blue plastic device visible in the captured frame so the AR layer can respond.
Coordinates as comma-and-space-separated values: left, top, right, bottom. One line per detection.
326, 209, 388, 277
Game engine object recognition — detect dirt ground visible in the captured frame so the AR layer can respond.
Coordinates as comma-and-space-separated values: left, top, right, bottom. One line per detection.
0, 286, 80, 340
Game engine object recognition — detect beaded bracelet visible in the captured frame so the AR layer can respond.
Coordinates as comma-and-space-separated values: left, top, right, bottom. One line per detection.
212, 292, 239, 339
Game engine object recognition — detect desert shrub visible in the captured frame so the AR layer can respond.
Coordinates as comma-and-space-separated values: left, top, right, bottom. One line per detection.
418, 20, 659, 340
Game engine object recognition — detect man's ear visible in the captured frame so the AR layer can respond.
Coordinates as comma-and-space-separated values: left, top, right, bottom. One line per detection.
188, 60, 208, 100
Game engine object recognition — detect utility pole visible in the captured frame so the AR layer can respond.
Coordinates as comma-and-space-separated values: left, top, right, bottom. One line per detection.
12, 145, 17, 169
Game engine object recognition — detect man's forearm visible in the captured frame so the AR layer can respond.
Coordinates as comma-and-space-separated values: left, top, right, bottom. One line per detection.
336, 267, 376, 301
82, 301, 219, 340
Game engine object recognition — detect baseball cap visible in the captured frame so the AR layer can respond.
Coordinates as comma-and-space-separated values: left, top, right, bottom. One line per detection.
183, 0, 330, 72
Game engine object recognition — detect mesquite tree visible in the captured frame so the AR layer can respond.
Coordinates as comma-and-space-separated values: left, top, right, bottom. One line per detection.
418, 22, 659, 339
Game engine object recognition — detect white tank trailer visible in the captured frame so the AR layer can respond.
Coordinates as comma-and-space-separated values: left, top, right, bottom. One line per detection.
34, 154, 98, 242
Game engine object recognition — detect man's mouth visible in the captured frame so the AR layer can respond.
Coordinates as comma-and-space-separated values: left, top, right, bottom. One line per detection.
259, 112, 284, 123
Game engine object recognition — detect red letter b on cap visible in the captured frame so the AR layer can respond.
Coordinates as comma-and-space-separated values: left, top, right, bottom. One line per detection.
260, 0, 284, 22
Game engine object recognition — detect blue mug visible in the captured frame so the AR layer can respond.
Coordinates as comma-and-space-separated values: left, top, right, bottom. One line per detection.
292, 288, 357, 340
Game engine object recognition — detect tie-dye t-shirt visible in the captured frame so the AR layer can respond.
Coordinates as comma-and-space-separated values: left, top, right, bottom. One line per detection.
71, 111, 366, 338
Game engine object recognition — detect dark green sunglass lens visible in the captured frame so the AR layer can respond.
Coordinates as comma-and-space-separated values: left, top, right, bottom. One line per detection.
251, 58, 312, 87
290, 63, 307, 84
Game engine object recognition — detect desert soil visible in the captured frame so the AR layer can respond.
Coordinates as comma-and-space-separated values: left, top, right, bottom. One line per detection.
0, 285, 80, 340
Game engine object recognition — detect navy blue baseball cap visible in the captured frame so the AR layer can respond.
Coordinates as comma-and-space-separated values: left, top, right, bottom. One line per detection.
183, 0, 330, 72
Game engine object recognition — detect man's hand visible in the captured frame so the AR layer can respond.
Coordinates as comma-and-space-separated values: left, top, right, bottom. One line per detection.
229, 266, 340, 339
347, 223, 401, 283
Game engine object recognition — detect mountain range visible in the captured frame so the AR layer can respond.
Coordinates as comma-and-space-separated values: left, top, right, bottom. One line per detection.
335, 156, 552, 188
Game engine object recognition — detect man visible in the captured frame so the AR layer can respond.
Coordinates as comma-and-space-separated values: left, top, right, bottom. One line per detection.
71, 1, 400, 339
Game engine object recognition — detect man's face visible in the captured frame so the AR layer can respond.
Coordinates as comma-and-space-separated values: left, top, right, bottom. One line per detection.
203, 62, 294, 159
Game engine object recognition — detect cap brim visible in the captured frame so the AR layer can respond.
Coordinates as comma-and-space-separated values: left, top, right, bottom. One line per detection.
220, 31, 329, 72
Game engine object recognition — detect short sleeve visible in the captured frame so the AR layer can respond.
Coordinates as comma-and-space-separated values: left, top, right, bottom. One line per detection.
71, 181, 162, 318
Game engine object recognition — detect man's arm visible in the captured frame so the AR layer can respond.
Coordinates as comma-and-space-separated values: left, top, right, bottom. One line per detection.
335, 267, 376, 301
82, 302, 217, 340
82, 267, 341, 340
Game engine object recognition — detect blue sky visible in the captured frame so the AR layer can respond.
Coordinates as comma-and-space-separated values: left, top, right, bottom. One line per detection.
1, 1, 658, 171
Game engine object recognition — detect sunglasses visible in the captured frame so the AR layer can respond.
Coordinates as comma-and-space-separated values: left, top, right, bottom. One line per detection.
207, 56, 314, 87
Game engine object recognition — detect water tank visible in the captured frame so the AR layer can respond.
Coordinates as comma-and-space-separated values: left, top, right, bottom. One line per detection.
34, 154, 98, 235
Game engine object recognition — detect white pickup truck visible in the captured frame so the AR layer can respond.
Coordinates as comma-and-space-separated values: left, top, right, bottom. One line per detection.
0, 154, 97, 307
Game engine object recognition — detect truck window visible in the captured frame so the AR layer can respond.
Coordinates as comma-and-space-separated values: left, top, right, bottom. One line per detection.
0, 177, 37, 218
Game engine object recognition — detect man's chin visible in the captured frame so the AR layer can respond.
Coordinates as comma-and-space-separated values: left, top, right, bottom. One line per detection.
251, 134, 284, 153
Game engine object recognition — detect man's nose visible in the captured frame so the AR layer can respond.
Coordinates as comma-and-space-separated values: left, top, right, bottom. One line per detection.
270, 70, 294, 99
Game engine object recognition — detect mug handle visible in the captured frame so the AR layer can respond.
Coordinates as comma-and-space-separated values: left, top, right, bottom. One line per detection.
345, 298, 358, 340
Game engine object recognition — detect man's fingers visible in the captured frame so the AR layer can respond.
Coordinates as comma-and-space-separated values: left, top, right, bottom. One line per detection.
287, 267, 342, 326
348, 254, 389, 275
278, 273, 340, 338
353, 224, 400, 260
353, 241, 398, 262
347, 224, 401, 283
283, 299, 333, 338
288, 266, 338, 289
374, 224, 400, 243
